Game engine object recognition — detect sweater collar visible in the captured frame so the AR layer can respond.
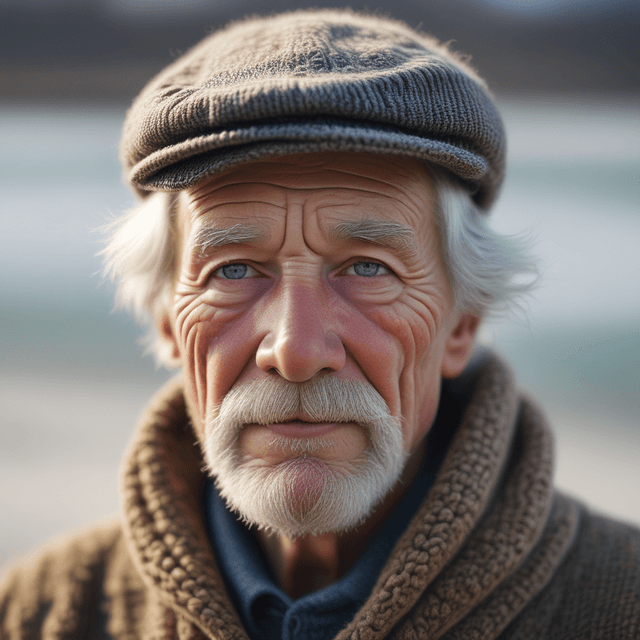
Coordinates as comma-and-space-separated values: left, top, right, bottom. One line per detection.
119, 353, 578, 639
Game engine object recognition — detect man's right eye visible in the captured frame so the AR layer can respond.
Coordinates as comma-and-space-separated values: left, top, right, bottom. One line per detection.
215, 263, 258, 279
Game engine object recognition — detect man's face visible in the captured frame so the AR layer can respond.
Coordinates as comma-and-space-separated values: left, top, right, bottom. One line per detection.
161, 152, 476, 537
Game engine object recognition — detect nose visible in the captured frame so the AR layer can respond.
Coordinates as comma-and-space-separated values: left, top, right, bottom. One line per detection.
256, 284, 346, 382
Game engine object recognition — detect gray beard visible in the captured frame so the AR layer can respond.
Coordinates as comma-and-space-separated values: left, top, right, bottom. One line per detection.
202, 375, 407, 538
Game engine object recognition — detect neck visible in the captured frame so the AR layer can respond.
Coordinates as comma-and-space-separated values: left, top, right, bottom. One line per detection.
256, 441, 426, 598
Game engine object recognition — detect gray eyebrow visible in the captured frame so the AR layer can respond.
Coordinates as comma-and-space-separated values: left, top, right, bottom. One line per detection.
188, 217, 420, 262
189, 223, 265, 257
327, 218, 419, 262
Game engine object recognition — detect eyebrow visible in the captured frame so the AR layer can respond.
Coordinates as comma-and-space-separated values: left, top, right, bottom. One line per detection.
327, 218, 419, 262
188, 217, 420, 262
189, 223, 266, 258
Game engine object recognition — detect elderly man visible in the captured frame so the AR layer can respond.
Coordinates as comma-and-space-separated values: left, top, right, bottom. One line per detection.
1, 9, 638, 640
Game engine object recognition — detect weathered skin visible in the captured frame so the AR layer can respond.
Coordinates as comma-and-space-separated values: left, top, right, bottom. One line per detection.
158, 152, 479, 595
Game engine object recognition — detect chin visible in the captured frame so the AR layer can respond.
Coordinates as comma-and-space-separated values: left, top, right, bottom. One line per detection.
211, 448, 407, 538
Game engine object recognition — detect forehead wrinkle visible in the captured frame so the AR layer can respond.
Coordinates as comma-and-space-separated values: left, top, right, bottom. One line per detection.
196, 176, 416, 203
322, 164, 434, 199
323, 164, 423, 188
279, 184, 416, 207
298, 184, 433, 226
186, 181, 288, 219
187, 198, 287, 223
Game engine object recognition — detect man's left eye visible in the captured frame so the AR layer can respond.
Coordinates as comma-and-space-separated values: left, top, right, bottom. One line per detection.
344, 261, 390, 277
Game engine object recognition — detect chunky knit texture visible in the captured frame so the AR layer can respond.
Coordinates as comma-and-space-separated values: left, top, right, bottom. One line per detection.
120, 10, 505, 209
2, 355, 639, 639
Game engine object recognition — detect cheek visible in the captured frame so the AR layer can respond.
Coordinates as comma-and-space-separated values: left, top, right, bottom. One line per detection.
368, 292, 449, 450
172, 291, 248, 429
173, 280, 277, 438
369, 291, 446, 376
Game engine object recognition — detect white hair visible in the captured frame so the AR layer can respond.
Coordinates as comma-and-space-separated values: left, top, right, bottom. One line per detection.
429, 167, 538, 316
101, 192, 177, 364
101, 167, 537, 367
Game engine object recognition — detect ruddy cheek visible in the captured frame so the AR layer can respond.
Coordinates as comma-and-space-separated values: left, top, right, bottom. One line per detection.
366, 303, 442, 448
174, 296, 242, 421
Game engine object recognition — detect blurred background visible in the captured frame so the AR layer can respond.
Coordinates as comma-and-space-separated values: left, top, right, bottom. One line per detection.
1, 0, 639, 570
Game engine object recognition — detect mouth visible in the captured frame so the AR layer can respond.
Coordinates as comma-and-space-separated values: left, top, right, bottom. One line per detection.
249, 421, 352, 438
239, 420, 369, 466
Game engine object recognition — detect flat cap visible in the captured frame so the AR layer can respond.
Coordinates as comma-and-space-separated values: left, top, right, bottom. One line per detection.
121, 9, 506, 209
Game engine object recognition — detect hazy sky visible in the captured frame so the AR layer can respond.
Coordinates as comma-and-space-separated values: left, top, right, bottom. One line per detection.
4, 0, 638, 19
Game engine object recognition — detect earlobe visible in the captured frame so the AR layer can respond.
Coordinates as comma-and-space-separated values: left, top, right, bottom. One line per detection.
441, 314, 481, 379
156, 312, 182, 368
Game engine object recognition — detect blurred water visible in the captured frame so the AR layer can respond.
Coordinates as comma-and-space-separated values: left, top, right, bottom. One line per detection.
1, 97, 639, 569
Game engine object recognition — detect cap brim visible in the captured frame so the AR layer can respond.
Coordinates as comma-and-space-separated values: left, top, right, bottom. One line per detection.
128, 119, 487, 200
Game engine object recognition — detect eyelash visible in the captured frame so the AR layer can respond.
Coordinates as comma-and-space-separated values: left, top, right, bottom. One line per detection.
212, 259, 393, 279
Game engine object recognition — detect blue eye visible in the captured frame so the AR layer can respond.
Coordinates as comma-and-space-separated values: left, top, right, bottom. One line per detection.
348, 261, 390, 277
218, 263, 250, 279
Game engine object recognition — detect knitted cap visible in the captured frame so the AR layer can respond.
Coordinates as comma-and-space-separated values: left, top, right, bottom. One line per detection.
121, 9, 506, 210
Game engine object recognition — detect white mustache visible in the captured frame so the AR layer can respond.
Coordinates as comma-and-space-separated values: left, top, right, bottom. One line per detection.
208, 374, 399, 447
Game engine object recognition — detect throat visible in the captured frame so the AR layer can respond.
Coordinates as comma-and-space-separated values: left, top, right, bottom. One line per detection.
259, 532, 341, 598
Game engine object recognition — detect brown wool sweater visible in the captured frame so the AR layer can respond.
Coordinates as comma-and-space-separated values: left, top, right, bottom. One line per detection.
1, 355, 639, 639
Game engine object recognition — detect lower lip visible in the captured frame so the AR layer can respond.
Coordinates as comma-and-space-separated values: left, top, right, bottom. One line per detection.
260, 422, 346, 438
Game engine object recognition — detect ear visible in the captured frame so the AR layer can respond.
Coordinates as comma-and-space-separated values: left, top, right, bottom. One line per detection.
156, 311, 182, 369
441, 314, 481, 379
